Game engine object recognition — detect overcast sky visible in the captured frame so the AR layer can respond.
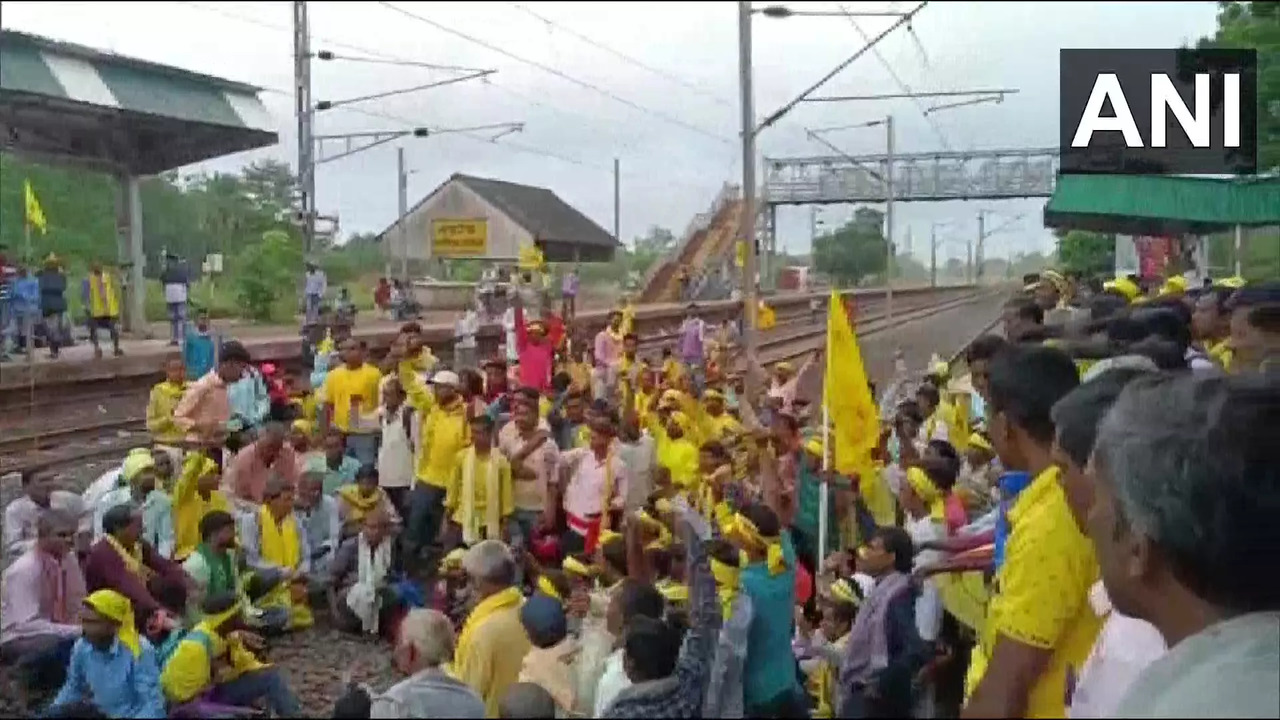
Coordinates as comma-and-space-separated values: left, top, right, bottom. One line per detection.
2, 1, 1219, 263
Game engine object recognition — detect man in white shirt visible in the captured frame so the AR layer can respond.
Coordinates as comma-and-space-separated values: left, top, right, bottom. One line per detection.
454, 304, 480, 370
1048, 367, 1167, 718
3, 470, 85, 566
304, 263, 327, 325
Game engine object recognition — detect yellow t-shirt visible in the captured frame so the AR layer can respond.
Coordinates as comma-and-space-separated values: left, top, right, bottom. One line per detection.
965, 466, 1102, 718
320, 363, 383, 432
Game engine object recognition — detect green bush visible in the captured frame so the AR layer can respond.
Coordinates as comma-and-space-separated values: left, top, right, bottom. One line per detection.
232, 230, 303, 322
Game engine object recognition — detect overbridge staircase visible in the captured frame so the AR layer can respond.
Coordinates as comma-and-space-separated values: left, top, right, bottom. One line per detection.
637, 183, 744, 304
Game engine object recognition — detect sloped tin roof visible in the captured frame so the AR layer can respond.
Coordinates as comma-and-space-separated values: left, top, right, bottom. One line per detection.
0, 29, 275, 133
452, 173, 619, 249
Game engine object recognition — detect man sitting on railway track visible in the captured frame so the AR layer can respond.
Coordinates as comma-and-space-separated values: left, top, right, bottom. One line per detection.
91, 452, 174, 560
173, 341, 253, 457
83, 504, 189, 636
3, 469, 86, 567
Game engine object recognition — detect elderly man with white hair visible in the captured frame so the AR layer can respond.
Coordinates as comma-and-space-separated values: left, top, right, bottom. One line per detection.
365, 608, 485, 719
453, 539, 531, 717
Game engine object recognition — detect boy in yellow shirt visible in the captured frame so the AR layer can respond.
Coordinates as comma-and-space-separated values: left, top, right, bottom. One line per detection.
148, 355, 189, 464
445, 415, 514, 547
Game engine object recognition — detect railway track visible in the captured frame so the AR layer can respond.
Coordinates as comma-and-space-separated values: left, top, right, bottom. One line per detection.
0, 288, 994, 476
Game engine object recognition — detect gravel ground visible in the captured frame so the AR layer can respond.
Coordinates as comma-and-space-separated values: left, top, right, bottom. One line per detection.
0, 290, 1008, 717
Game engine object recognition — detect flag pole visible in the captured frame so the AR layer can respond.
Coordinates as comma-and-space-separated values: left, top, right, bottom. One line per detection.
818, 290, 833, 568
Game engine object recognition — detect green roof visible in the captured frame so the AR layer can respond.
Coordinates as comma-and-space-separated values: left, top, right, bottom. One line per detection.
1044, 174, 1280, 235
0, 29, 277, 174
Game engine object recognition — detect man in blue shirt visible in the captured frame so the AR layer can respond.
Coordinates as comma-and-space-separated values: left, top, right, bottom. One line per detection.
47, 589, 165, 718
730, 502, 807, 717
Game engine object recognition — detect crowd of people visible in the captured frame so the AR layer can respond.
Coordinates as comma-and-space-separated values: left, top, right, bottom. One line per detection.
1, 267, 1277, 719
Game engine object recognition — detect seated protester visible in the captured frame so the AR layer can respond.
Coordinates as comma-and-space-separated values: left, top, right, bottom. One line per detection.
445, 415, 514, 548
293, 471, 342, 580
336, 465, 401, 538
0, 512, 85, 698
306, 430, 363, 497
159, 591, 301, 718
500, 682, 558, 720
3, 468, 86, 565
368, 608, 485, 718
93, 451, 174, 559
724, 502, 808, 717
798, 576, 864, 719
431, 548, 471, 630
171, 451, 232, 562
224, 423, 301, 511
80, 449, 148, 534
83, 504, 188, 634
702, 539, 754, 719
838, 527, 929, 718
327, 508, 403, 637
238, 478, 314, 630
517, 592, 579, 715
601, 498, 720, 718
46, 589, 166, 719
182, 510, 289, 635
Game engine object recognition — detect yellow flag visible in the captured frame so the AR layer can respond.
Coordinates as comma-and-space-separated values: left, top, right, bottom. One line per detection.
822, 290, 879, 475
518, 243, 545, 272
756, 301, 776, 330
24, 179, 47, 235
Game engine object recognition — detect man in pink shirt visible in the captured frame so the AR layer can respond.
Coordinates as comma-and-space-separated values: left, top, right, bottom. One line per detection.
0, 511, 85, 696
592, 310, 625, 401
555, 412, 628, 556
514, 303, 554, 393
173, 340, 251, 448
225, 423, 301, 507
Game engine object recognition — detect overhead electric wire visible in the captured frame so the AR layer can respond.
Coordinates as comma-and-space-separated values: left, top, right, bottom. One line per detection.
836, 3, 952, 151
506, 2, 734, 109
376, 1, 733, 145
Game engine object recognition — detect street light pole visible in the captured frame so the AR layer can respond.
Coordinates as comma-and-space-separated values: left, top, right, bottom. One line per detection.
884, 115, 895, 327
739, 0, 761, 403
398, 146, 409, 283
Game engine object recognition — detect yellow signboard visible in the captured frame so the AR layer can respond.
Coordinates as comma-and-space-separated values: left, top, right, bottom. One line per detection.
431, 218, 488, 257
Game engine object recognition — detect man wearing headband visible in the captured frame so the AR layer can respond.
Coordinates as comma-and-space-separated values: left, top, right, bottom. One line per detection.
46, 589, 166, 718
160, 591, 301, 717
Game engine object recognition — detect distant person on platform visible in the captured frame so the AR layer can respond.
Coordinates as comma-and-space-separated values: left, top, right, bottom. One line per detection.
160, 254, 189, 347
183, 309, 218, 381
304, 262, 327, 326
38, 254, 68, 360
455, 303, 481, 371
82, 262, 123, 359
561, 266, 579, 320
10, 263, 40, 357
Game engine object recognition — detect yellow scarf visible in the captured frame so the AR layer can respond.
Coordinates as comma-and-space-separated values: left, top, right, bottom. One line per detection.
459, 448, 502, 545
726, 512, 786, 575
906, 466, 946, 521
454, 586, 523, 669
710, 557, 741, 621
536, 575, 563, 603
83, 589, 140, 657
656, 577, 689, 604
257, 505, 313, 629
105, 534, 152, 583
337, 485, 384, 525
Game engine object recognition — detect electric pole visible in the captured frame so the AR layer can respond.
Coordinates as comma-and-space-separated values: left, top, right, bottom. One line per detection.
613, 158, 620, 243
930, 223, 938, 288
973, 211, 984, 284
397, 146, 408, 282
738, 0, 761, 404
293, 0, 315, 254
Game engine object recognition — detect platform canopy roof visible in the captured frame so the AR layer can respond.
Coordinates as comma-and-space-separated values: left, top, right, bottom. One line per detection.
0, 29, 278, 176
1044, 173, 1280, 236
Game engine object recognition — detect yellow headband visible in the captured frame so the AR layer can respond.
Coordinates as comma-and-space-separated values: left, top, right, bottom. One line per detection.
803, 438, 824, 457
536, 575, 563, 603
703, 388, 725, 401
710, 556, 742, 589
828, 578, 862, 608
726, 513, 786, 576
83, 590, 140, 658
967, 432, 993, 453
442, 548, 466, 569
906, 466, 946, 520
654, 497, 674, 515
562, 556, 595, 578
599, 530, 623, 547
658, 582, 689, 604
205, 599, 245, 632
291, 419, 314, 435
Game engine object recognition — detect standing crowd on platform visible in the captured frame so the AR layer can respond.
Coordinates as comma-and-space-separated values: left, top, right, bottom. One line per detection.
1, 266, 1277, 719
